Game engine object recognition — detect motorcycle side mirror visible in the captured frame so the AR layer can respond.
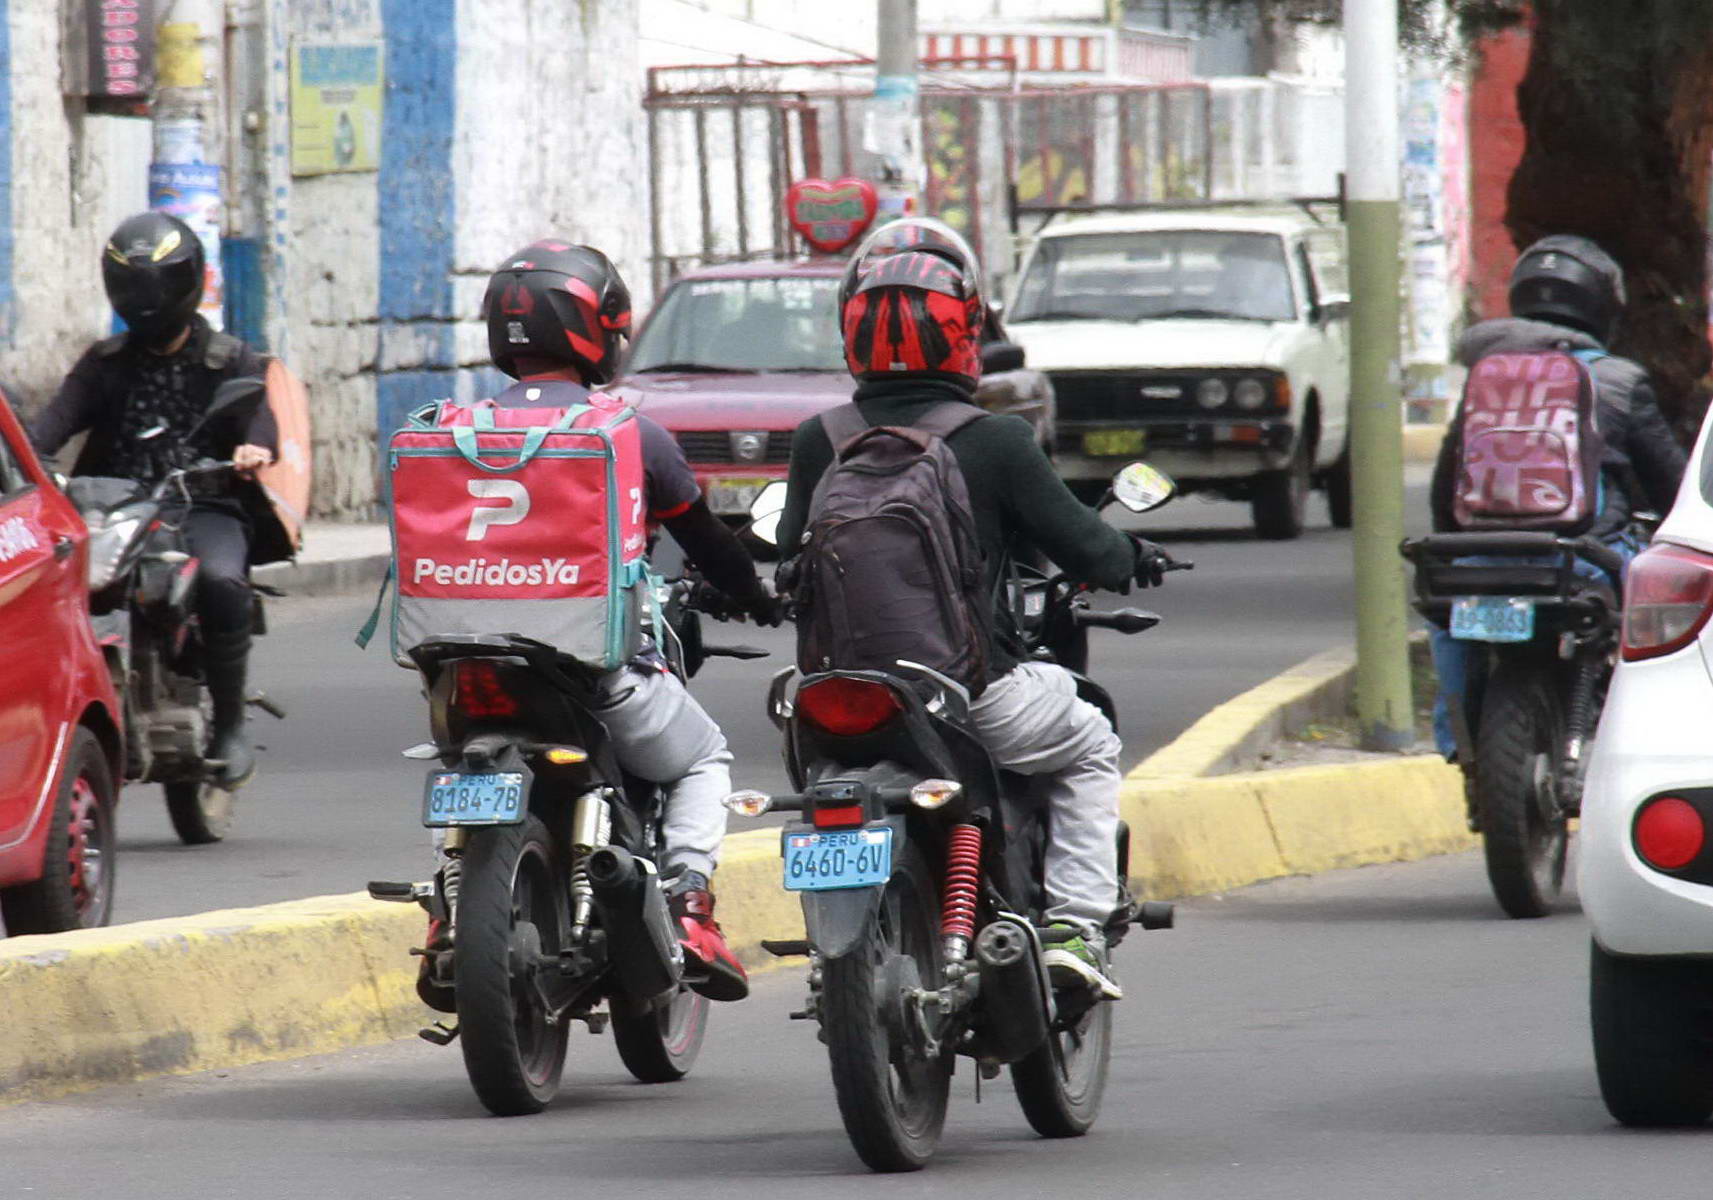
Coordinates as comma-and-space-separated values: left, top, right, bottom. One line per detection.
748, 480, 789, 547
1112, 461, 1177, 513
186, 377, 268, 442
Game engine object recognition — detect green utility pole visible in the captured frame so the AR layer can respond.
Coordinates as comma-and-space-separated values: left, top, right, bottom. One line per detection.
1345, 0, 1414, 751
873, 0, 921, 221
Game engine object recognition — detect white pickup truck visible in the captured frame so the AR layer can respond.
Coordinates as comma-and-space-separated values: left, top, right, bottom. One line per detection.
1006, 209, 1351, 539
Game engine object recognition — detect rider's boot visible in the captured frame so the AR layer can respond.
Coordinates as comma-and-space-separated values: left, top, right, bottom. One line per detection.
1040, 923, 1124, 1000
669, 872, 749, 1001
203, 630, 256, 788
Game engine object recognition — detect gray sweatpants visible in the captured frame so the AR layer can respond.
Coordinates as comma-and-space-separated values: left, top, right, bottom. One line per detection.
968, 661, 1122, 936
591, 661, 732, 878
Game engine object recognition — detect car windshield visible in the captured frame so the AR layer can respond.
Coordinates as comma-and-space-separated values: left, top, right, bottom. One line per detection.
1011, 230, 1297, 324
626, 274, 845, 373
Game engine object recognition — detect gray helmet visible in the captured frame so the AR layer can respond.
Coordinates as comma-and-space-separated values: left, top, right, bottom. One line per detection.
1508, 234, 1626, 342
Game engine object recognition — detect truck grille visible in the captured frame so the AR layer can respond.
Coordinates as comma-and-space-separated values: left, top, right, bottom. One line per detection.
675, 431, 793, 465
1047, 372, 1203, 422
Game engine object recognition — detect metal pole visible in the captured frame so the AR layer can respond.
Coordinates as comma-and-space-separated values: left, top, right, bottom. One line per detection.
1345, 0, 1413, 750
872, 0, 920, 221
151, 0, 227, 329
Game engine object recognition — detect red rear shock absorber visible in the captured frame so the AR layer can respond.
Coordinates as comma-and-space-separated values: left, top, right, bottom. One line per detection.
941, 823, 983, 962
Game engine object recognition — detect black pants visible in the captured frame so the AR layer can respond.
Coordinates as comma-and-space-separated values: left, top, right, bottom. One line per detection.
183, 506, 252, 637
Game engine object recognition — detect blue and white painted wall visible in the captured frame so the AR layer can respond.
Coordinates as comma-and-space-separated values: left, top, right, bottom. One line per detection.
277, 0, 645, 515
0, 0, 644, 518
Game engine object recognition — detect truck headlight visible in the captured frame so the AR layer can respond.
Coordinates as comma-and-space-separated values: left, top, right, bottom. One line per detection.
1196, 378, 1229, 410
1234, 377, 1269, 410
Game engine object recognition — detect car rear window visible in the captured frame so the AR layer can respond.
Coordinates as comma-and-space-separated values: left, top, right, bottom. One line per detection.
1011, 230, 1297, 324
627, 275, 844, 373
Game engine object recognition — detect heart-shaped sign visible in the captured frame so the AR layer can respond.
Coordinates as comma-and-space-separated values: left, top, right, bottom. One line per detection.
786, 177, 879, 255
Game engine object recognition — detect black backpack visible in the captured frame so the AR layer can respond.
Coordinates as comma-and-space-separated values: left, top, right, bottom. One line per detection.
790, 402, 992, 696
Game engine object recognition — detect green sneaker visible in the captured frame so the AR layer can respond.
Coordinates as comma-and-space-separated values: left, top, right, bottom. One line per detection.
1040, 924, 1123, 1000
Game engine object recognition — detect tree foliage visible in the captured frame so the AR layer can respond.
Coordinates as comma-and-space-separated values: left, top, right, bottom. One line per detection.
1136, 0, 1713, 430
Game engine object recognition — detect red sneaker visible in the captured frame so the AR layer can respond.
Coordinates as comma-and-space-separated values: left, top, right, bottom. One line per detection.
670, 889, 749, 1001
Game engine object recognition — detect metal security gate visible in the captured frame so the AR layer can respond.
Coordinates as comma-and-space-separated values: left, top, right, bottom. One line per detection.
644, 59, 1328, 292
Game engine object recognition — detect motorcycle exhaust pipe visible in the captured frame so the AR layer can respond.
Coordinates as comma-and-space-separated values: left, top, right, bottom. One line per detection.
586, 846, 682, 1004
973, 915, 1052, 1064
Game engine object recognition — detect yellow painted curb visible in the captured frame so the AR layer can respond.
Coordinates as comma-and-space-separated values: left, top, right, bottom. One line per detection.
1133, 644, 1357, 780
1402, 422, 1446, 465
0, 645, 1471, 1105
1122, 756, 1474, 900
0, 896, 422, 1103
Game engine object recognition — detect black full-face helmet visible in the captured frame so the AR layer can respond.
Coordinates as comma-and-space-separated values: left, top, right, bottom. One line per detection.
102, 211, 205, 347
1508, 234, 1627, 343
482, 241, 632, 383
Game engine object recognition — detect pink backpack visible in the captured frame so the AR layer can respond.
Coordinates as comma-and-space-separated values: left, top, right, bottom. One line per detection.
1452, 349, 1606, 533
361, 397, 649, 668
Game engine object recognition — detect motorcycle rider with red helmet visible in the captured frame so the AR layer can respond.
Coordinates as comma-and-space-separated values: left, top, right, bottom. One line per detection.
776, 219, 1171, 1000
418, 240, 780, 1007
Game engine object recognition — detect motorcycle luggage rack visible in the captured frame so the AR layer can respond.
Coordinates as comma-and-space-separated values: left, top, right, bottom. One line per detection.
1401, 533, 1624, 618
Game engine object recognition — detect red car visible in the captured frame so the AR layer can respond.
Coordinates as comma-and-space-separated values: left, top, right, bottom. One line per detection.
611, 260, 1054, 520
0, 388, 122, 934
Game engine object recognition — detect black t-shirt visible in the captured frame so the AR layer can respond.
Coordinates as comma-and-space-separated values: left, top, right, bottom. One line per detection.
490, 379, 700, 520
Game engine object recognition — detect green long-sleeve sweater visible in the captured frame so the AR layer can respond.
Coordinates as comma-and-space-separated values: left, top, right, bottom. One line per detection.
777, 378, 1137, 676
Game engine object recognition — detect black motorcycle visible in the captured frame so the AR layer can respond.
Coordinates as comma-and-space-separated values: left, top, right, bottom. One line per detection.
728, 464, 1183, 1172
64, 379, 285, 845
369, 575, 766, 1116
1402, 528, 1638, 918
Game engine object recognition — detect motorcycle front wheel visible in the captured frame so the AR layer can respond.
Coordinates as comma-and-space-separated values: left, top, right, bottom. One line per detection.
821, 843, 951, 1173
1011, 992, 1112, 1137
1476, 660, 1569, 919
164, 780, 235, 845
611, 985, 708, 1083
455, 814, 570, 1115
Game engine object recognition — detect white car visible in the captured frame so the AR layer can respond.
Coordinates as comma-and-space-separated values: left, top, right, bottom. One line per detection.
1006, 209, 1350, 539
1580, 407, 1713, 1126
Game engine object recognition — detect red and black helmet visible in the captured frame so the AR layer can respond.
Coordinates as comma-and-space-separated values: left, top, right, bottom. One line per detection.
839, 217, 984, 386
483, 241, 632, 383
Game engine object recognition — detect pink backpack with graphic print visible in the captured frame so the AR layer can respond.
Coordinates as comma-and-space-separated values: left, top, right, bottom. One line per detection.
1452, 349, 1606, 534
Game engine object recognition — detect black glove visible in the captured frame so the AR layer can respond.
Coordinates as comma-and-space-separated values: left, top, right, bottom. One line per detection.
1130, 535, 1170, 589
745, 583, 786, 628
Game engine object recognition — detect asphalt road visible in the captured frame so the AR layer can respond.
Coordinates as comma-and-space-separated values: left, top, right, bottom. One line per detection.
92, 479, 1430, 925
0, 854, 1666, 1200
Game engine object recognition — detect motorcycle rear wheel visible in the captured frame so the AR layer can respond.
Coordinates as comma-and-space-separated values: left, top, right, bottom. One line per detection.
821, 844, 951, 1173
164, 779, 235, 845
455, 815, 570, 1115
1476, 662, 1569, 919
1011, 993, 1113, 1137
611, 985, 708, 1083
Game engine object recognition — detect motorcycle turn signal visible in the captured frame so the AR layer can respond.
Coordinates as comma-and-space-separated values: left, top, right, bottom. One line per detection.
723, 790, 774, 817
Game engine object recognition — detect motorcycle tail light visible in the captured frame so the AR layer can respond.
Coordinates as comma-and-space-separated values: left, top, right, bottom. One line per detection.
796, 677, 904, 737
811, 803, 866, 830
1633, 795, 1706, 871
1621, 543, 1713, 661
452, 660, 521, 719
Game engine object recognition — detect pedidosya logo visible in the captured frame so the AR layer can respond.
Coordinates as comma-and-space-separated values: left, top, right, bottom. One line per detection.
410, 479, 586, 589
412, 556, 582, 587
466, 479, 529, 541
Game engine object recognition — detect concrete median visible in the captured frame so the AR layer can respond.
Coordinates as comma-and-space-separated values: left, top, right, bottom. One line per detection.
0, 646, 1469, 1104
